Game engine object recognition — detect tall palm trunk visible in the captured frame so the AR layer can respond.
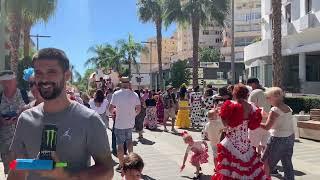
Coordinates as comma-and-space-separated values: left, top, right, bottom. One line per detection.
191, 16, 200, 88
23, 20, 32, 58
156, 19, 163, 90
128, 57, 132, 79
8, 11, 22, 73
272, 0, 283, 88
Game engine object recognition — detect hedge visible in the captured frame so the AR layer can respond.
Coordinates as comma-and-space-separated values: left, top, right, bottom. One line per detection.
285, 97, 320, 114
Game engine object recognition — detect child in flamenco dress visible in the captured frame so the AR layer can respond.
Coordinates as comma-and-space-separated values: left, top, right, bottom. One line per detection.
212, 84, 269, 180
180, 131, 209, 179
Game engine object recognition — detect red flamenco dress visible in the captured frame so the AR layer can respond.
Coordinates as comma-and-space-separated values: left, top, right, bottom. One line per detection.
212, 100, 269, 180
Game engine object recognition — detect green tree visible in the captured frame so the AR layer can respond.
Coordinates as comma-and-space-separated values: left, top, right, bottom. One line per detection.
70, 64, 81, 83
137, 0, 165, 90
272, 0, 283, 88
199, 47, 220, 62
117, 34, 143, 78
3, 0, 57, 72
164, 0, 229, 88
170, 60, 191, 88
3, 0, 24, 73
72, 68, 95, 92
21, 0, 57, 58
85, 44, 124, 72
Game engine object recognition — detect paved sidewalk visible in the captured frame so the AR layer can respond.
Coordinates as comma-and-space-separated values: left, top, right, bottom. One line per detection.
110, 126, 320, 180
1, 126, 320, 180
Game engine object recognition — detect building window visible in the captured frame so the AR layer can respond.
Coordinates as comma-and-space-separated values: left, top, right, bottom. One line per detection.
306, 0, 312, 14
203, 30, 209, 35
285, 3, 291, 22
251, 66, 260, 79
264, 64, 272, 87
306, 58, 320, 81
217, 72, 224, 79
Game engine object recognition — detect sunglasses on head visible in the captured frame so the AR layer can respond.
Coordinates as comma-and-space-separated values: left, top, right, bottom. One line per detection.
29, 81, 36, 88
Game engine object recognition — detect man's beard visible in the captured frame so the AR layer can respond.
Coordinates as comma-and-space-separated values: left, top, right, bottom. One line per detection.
37, 79, 64, 100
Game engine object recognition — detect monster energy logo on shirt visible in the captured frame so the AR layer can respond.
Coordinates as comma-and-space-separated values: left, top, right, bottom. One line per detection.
45, 129, 57, 148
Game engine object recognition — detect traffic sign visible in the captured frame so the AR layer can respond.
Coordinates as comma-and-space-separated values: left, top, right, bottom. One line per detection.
200, 62, 219, 68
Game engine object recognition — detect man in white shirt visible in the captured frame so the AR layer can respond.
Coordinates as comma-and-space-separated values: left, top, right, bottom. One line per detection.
247, 78, 271, 154
109, 77, 141, 172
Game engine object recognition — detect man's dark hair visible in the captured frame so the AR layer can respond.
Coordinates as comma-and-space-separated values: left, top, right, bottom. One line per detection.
194, 86, 200, 92
32, 48, 70, 71
246, 77, 260, 85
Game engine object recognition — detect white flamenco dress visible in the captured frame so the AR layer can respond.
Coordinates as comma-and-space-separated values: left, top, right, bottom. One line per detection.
212, 100, 269, 180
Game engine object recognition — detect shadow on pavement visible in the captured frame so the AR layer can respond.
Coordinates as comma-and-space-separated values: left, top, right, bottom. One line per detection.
139, 138, 156, 145
184, 128, 202, 133
142, 174, 157, 180
181, 174, 211, 180
275, 165, 306, 177
149, 128, 163, 132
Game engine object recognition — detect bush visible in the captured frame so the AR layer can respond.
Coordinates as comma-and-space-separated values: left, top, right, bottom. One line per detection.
285, 97, 320, 114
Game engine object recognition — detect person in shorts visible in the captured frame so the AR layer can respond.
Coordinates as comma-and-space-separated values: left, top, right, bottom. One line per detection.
163, 85, 178, 133
109, 77, 141, 172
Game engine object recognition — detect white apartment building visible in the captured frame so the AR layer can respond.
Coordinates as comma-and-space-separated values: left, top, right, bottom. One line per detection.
171, 23, 223, 62
244, 0, 320, 94
221, 0, 261, 62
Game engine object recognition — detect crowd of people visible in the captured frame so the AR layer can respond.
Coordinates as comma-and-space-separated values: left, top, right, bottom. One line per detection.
0, 47, 296, 180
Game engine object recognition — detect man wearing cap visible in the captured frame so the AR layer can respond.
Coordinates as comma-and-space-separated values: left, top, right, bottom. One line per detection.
247, 77, 271, 155
163, 85, 178, 133
109, 77, 141, 171
8, 48, 114, 180
0, 70, 27, 175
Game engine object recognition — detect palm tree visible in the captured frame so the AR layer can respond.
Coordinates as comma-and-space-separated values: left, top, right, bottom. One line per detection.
3, 0, 57, 72
22, 0, 57, 58
4, 0, 24, 73
117, 34, 143, 78
137, 0, 165, 90
85, 44, 124, 72
70, 64, 81, 83
164, 0, 229, 88
272, 0, 283, 88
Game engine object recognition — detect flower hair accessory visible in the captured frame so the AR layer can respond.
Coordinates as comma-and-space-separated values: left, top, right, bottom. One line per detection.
181, 131, 189, 137
23, 68, 34, 81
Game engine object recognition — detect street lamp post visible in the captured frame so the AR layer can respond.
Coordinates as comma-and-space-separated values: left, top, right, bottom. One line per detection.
231, 0, 235, 84
30, 34, 51, 50
141, 41, 156, 89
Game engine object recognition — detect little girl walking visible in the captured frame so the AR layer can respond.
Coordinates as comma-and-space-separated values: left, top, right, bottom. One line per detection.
180, 131, 209, 179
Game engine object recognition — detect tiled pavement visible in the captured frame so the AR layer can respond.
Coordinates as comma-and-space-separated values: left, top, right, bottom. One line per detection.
1, 126, 320, 180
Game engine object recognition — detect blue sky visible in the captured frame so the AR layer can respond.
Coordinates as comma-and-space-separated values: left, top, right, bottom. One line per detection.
31, 0, 176, 75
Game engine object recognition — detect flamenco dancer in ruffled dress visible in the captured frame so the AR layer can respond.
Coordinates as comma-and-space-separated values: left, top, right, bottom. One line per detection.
212, 84, 269, 180
181, 131, 209, 179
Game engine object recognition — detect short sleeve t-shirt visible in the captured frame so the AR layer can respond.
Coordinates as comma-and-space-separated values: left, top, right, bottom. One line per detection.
110, 89, 140, 129
88, 98, 109, 115
248, 89, 270, 113
10, 102, 110, 180
145, 99, 156, 107
269, 107, 294, 137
